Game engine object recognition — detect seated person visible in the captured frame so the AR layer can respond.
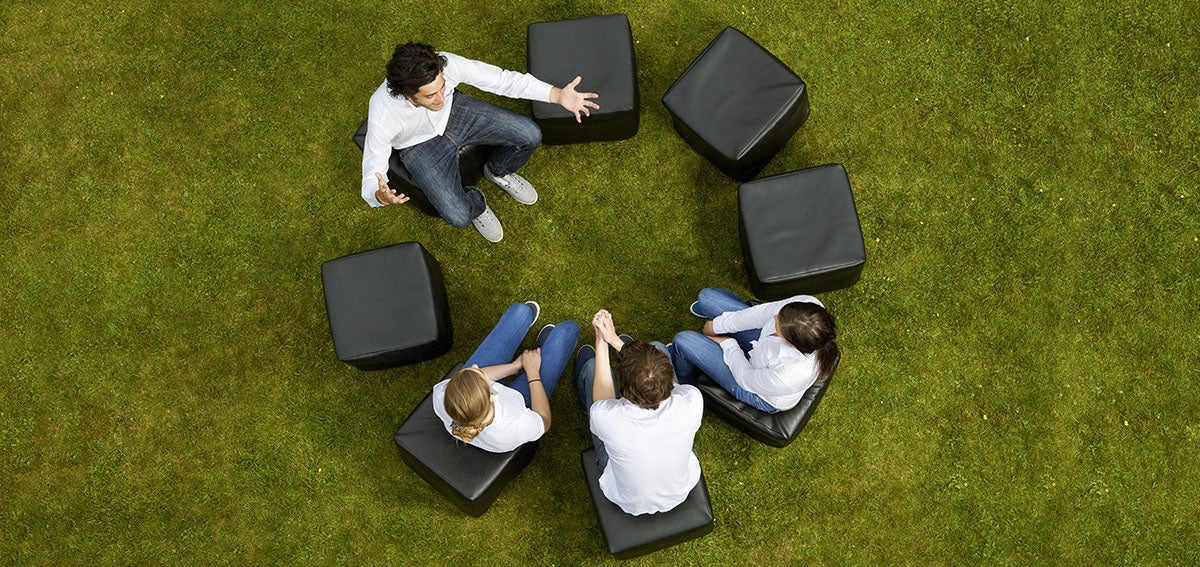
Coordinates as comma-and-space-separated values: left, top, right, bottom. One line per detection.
361, 42, 600, 242
573, 309, 703, 515
432, 302, 580, 452
670, 288, 838, 413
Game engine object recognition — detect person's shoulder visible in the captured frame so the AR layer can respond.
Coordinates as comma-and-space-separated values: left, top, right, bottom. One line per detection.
673, 383, 701, 398
671, 384, 705, 412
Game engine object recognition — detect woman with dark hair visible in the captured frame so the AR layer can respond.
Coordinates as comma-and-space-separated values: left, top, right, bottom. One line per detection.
671, 288, 838, 413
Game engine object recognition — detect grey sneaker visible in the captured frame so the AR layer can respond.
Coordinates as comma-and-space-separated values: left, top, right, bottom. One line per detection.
484, 164, 538, 205
471, 206, 503, 242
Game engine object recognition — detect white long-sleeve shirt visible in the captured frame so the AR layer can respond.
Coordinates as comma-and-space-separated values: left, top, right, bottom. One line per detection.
710, 295, 825, 410
360, 52, 555, 207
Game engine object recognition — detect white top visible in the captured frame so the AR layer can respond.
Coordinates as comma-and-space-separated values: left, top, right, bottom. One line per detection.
589, 384, 703, 515
431, 379, 545, 453
711, 295, 826, 411
360, 52, 555, 206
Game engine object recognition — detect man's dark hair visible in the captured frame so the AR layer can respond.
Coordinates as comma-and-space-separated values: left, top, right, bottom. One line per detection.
615, 341, 675, 410
386, 42, 448, 98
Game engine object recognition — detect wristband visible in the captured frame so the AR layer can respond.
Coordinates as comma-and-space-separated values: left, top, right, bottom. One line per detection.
528, 379, 543, 385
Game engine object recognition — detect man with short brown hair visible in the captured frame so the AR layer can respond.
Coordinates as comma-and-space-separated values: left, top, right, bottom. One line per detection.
360, 42, 599, 242
573, 309, 703, 515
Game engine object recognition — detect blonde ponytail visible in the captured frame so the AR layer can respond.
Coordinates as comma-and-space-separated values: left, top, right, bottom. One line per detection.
444, 367, 494, 442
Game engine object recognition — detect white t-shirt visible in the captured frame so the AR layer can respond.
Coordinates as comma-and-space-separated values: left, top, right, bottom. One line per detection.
431, 379, 545, 453
711, 295, 824, 410
589, 384, 703, 515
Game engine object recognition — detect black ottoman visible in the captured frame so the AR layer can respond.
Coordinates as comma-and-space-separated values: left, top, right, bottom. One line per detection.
580, 448, 714, 559
353, 119, 494, 217
527, 14, 639, 145
739, 164, 866, 300
321, 242, 452, 370
694, 353, 839, 447
394, 364, 538, 517
662, 26, 809, 181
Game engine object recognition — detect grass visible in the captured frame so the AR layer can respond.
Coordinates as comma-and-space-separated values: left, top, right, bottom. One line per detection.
2, 0, 1198, 564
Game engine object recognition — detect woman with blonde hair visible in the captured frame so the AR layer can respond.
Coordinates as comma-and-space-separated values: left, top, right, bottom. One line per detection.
431, 301, 579, 452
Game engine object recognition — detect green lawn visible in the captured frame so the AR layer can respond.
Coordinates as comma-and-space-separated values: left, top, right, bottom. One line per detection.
2, 0, 1197, 564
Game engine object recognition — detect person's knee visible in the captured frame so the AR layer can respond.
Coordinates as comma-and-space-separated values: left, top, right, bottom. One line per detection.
556, 319, 581, 340
514, 119, 542, 148
673, 330, 705, 351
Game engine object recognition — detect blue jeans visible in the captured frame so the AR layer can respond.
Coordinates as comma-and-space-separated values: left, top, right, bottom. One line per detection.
464, 303, 580, 407
397, 93, 542, 228
670, 288, 779, 413
573, 340, 672, 472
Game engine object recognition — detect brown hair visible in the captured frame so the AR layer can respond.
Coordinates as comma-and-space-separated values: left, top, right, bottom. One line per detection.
443, 367, 493, 442
615, 341, 675, 410
386, 42, 448, 98
777, 302, 839, 382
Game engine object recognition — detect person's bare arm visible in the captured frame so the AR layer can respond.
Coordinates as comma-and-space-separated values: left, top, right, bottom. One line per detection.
591, 310, 617, 402
521, 349, 552, 431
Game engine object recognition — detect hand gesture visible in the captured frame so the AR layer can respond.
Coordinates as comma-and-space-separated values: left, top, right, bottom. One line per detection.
557, 76, 600, 123
374, 172, 410, 206
520, 348, 542, 375
592, 309, 621, 348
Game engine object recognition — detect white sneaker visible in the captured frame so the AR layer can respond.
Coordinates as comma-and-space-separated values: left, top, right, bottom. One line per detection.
471, 206, 503, 242
525, 301, 541, 326
484, 164, 538, 205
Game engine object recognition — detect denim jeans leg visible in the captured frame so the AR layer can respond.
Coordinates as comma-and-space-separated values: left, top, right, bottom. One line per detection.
696, 287, 761, 351
397, 136, 487, 228
672, 330, 779, 413
573, 347, 597, 414
444, 93, 542, 177
509, 320, 581, 406
464, 303, 535, 369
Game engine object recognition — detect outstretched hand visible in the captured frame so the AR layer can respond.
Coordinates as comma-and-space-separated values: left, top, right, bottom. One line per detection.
555, 76, 600, 123
374, 172, 410, 206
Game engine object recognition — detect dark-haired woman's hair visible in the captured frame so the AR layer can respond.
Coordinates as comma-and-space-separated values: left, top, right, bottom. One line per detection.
386, 42, 448, 98
777, 302, 839, 382
615, 341, 675, 410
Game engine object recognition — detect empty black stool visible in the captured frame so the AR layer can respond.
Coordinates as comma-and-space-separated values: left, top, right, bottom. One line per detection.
353, 119, 494, 216
662, 27, 809, 181
394, 364, 538, 516
527, 14, 639, 145
694, 353, 839, 447
739, 164, 866, 300
580, 447, 714, 559
321, 242, 452, 370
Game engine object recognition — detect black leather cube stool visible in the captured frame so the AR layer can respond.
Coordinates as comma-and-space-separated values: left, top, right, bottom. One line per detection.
394, 364, 537, 516
739, 164, 866, 301
580, 448, 714, 559
662, 26, 809, 181
527, 14, 639, 145
353, 119, 494, 217
321, 242, 452, 370
694, 353, 839, 447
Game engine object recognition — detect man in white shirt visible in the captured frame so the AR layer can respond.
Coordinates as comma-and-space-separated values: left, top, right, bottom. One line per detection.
360, 42, 599, 242
573, 309, 703, 515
